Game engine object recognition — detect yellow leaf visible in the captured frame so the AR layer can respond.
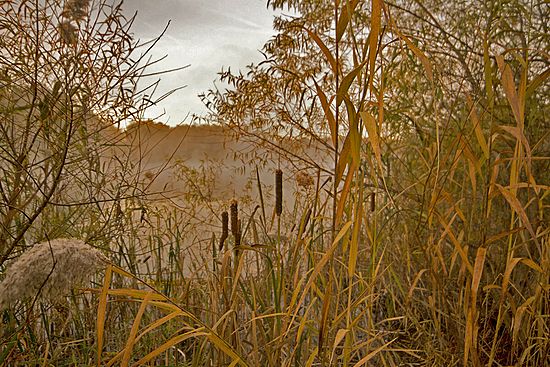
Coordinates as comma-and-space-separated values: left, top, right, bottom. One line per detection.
318, 279, 333, 354
361, 111, 383, 172
436, 213, 473, 275
368, 0, 382, 88
498, 125, 532, 164
466, 96, 489, 159
336, 60, 367, 107
314, 81, 337, 147
496, 55, 523, 127
336, 133, 351, 185
305, 28, 337, 74
332, 328, 349, 355
336, 0, 361, 42
398, 33, 433, 82
336, 160, 357, 226
519, 258, 543, 273
107, 288, 165, 300
305, 347, 318, 367
495, 184, 537, 242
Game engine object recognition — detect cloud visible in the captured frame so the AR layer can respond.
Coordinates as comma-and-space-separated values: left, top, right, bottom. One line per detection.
122, 0, 277, 124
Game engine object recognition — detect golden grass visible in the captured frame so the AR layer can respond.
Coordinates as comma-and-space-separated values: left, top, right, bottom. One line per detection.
1, 1, 548, 366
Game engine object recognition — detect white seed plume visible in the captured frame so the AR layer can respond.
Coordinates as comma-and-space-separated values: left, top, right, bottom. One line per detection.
0, 238, 108, 310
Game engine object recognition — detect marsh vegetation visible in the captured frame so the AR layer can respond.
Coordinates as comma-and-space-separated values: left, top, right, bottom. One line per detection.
0, 0, 548, 366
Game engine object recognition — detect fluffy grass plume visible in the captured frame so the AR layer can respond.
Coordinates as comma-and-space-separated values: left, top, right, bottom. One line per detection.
0, 238, 108, 309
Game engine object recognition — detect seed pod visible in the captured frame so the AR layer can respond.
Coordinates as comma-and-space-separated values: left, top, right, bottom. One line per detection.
219, 211, 228, 251
275, 169, 283, 216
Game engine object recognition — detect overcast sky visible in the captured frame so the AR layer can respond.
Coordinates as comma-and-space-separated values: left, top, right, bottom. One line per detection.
122, 1, 277, 125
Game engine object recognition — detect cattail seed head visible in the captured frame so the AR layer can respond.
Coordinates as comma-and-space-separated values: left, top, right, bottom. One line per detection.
219, 211, 229, 251
370, 192, 376, 212
275, 169, 283, 216
230, 200, 239, 239
0, 238, 108, 310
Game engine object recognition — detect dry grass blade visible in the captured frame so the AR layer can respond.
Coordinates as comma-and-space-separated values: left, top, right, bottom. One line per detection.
495, 184, 538, 244
121, 291, 155, 367
348, 188, 363, 277
466, 95, 489, 159
391, 25, 433, 82
318, 277, 332, 359
336, 160, 357, 226
106, 311, 185, 367
352, 338, 397, 367
464, 247, 486, 366
96, 264, 113, 367
288, 222, 352, 332
133, 327, 208, 366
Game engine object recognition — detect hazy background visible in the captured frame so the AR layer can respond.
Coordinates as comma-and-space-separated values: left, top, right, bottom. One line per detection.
123, 0, 278, 125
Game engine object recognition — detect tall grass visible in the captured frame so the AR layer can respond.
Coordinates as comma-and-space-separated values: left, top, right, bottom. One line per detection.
0, 0, 548, 366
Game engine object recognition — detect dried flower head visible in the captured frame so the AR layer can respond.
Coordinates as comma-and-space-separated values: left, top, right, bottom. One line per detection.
58, 21, 78, 45
296, 171, 314, 188
0, 238, 108, 310
61, 0, 90, 21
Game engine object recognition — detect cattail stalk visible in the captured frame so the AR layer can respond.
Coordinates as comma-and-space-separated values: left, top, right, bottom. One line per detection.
219, 211, 228, 251
235, 219, 242, 259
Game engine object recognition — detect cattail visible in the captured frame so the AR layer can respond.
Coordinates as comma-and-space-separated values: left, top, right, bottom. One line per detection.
230, 199, 238, 239
0, 238, 108, 310
275, 169, 283, 216
370, 192, 376, 212
219, 211, 229, 251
